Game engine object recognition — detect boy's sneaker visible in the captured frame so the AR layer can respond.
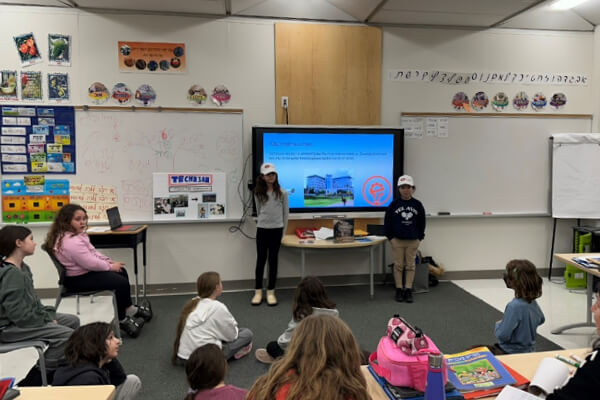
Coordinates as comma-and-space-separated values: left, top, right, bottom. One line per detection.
234, 342, 253, 360
395, 288, 404, 302
120, 316, 144, 338
134, 305, 153, 322
255, 348, 275, 364
404, 288, 414, 303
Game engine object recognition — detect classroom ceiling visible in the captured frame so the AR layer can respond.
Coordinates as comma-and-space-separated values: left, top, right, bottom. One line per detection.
3, 0, 600, 31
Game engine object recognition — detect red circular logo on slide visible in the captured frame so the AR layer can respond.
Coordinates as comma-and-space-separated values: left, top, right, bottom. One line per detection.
362, 176, 392, 206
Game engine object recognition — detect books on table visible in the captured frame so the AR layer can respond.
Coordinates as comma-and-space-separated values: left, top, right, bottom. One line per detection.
444, 347, 520, 399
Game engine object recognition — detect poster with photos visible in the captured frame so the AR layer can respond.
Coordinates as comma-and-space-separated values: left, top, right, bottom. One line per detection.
48, 73, 69, 101
152, 172, 226, 221
0, 71, 18, 101
0, 105, 76, 174
48, 34, 71, 66
20, 71, 42, 101
14, 33, 42, 67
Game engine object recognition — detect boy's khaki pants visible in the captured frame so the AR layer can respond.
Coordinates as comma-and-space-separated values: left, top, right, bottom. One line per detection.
390, 238, 420, 289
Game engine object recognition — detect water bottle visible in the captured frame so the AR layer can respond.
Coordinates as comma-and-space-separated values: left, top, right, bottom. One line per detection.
424, 353, 446, 400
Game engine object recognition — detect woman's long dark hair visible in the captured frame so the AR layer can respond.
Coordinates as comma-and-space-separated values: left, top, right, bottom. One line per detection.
64, 322, 112, 367
0, 225, 32, 260
254, 173, 282, 203
292, 276, 336, 321
184, 344, 228, 399
43, 204, 87, 255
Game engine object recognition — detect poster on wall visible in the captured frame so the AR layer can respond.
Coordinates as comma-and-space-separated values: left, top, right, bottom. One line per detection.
70, 183, 118, 222
0, 105, 76, 174
48, 34, 71, 66
152, 172, 226, 221
1, 177, 70, 223
118, 41, 186, 73
13, 33, 42, 67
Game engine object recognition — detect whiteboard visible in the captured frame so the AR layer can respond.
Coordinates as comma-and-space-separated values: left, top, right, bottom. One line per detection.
552, 133, 600, 219
404, 115, 592, 216
74, 109, 244, 221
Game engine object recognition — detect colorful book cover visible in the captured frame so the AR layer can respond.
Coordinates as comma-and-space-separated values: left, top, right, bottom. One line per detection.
445, 347, 516, 392
460, 360, 529, 399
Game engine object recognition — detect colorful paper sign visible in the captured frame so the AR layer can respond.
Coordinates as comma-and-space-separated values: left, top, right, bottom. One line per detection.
118, 41, 186, 73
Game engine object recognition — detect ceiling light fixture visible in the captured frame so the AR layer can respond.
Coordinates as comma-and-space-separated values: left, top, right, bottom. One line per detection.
551, 0, 589, 10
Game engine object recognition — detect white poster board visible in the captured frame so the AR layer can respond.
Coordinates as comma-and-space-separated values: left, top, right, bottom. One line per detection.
552, 133, 600, 218
152, 172, 227, 220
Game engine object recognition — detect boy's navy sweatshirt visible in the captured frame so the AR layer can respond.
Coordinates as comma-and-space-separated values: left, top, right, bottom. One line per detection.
383, 197, 426, 241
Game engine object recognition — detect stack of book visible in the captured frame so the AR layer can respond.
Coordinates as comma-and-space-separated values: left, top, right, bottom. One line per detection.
444, 347, 529, 399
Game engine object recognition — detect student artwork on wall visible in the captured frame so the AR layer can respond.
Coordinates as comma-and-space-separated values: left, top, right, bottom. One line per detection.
211, 85, 231, 106
48, 73, 69, 101
88, 82, 109, 104
111, 83, 132, 104
1, 176, 70, 223
152, 172, 227, 220
0, 105, 76, 174
135, 84, 156, 106
550, 93, 567, 109
531, 92, 547, 111
48, 34, 71, 66
0, 71, 18, 101
118, 41, 186, 73
69, 183, 118, 222
13, 33, 42, 67
20, 71, 42, 101
187, 85, 207, 105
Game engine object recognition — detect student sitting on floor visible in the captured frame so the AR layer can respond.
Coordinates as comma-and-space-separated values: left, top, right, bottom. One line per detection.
53, 322, 141, 400
0, 225, 80, 386
184, 344, 247, 400
44, 204, 151, 338
173, 271, 253, 364
545, 285, 600, 400
493, 259, 545, 354
255, 276, 338, 364
247, 314, 369, 400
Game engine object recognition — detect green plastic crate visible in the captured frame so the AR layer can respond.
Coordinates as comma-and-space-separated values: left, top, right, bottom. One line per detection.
565, 264, 587, 289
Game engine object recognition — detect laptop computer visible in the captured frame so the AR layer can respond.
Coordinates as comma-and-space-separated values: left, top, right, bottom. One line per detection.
106, 207, 143, 232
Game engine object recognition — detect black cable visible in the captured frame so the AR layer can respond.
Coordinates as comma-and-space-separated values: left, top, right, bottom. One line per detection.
228, 152, 256, 239
285, 107, 289, 124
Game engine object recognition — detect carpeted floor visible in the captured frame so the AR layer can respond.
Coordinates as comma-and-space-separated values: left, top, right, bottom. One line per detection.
118, 282, 561, 399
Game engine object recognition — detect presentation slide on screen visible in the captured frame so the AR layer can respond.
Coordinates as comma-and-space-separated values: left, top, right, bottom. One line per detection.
263, 133, 395, 209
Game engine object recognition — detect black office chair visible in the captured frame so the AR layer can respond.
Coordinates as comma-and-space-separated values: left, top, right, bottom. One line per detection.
41, 245, 121, 338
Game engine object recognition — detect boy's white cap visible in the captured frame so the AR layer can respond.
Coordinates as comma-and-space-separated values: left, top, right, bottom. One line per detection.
260, 163, 277, 175
397, 175, 414, 187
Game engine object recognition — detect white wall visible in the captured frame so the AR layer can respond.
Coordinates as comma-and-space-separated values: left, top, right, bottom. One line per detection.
0, 6, 595, 289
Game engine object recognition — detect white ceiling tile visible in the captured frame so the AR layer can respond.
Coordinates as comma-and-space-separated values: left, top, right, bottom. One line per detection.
75, 0, 226, 15
499, 7, 595, 31
326, 0, 383, 21
233, 0, 359, 21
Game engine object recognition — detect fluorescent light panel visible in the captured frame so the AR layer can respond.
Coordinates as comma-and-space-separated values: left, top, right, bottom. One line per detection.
551, 0, 589, 10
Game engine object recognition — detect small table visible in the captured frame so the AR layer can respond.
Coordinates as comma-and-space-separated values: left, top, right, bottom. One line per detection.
88, 226, 148, 303
18, 385, 115, 400
552, 253, 600, 334
362, 348, 590, 400
281, 234, 387, 298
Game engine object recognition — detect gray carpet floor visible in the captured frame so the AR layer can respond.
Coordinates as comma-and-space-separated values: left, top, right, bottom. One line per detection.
118, 282, 560, 399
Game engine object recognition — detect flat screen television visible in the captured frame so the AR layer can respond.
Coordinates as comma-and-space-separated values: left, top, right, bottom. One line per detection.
252, 125, 404, 216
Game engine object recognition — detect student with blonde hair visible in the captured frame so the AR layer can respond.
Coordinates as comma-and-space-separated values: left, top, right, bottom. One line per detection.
247, 314, 369, 400
173, 271, 253, 364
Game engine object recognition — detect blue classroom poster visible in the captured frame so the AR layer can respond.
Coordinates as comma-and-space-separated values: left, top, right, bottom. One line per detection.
0, 105, 76, 174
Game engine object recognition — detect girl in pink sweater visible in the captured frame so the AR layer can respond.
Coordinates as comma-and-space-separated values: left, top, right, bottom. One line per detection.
44, 204, 151, 337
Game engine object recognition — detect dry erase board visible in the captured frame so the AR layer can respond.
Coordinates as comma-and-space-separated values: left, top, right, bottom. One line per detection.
403, 114, 592, 216
74, 108, 244, 222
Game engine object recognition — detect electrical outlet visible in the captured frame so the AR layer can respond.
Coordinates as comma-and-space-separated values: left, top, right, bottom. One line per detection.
281, 96, 288, 109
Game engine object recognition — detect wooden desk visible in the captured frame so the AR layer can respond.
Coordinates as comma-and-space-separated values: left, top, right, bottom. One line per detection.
362, 348, 590, 400
552, 253, 600, 334
88, 226, 148, 303
18, 385, 115, 400
281, 234, 387, 298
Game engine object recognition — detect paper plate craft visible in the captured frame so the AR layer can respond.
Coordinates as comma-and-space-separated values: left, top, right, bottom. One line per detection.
14, 32, 42, 67
188, 85, 207, 105
135, 84, 156, 106
452, 92, 469, 110
471, 91, 489, 111
111, 83, 132, 104
211, 85, 231, 106
550, 93, 567, 109
491, 92, 509, 111
512, 91, 529, 110
531, 92, 547, 111
48, 73, 69, 101
88, 82, 109, 104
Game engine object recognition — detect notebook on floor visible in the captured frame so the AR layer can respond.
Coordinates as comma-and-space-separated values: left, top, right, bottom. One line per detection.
106, 207, 143, 232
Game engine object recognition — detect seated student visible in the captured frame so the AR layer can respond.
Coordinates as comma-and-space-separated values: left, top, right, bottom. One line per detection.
0, 225, 80, 386
255, 276, 338, 364
173, 271, 253, 364
545, 286, 600, 400
494, 259, 545, 354
247, 314, 369, 400
43, 204, 151, 337
53, 322, 141, 400
184, 344, 247, 400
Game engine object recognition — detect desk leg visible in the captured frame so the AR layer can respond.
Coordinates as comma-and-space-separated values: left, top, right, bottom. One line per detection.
142, 232, 147, 299
551, 271, 595, 334
133, 246, 139, 305
300, 248, 306, 278
369, 246, 375, 299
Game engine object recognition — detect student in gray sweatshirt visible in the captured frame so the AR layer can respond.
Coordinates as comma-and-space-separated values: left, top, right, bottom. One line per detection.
252, 162, 289, 306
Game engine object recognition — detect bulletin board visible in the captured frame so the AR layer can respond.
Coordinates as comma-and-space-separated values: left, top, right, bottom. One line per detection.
401, 113, 592, 216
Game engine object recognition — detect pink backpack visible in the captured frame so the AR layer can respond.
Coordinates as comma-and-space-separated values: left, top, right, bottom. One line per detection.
369, 334, 448, 392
